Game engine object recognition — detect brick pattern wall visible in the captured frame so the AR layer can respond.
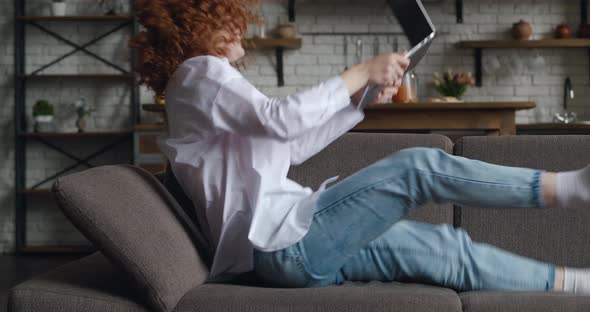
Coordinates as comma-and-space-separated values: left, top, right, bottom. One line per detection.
0, 0, 588, 253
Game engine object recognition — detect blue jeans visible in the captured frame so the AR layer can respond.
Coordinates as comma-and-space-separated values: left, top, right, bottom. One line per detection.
253, 147, 555, 291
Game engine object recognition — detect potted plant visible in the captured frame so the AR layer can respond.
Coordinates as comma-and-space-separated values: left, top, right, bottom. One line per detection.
432, 69, 476, 101
33, 100, 56, 132
72, 97, 96, 133
51, 0, 67, 16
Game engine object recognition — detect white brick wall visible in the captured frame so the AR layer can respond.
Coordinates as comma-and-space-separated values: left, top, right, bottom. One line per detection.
1, 0, 589, 253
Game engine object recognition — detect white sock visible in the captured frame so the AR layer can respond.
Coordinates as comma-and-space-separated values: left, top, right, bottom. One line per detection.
564, 267, 590, 294
555, 164, 590, 209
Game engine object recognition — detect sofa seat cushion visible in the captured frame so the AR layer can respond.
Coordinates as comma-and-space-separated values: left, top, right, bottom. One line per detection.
460, 291, 590, 312
174, 281, 462, 312
8, 253, 150, 312
9, 253, 461, 312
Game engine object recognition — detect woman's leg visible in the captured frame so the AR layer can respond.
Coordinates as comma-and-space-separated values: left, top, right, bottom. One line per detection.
254, 147, 550, 287
340, 220, 555, 292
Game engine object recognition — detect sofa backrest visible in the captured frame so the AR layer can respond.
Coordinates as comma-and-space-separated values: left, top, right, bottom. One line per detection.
454, 135, 590, 267
288, 133, 455, 226
53, 164, 209, 312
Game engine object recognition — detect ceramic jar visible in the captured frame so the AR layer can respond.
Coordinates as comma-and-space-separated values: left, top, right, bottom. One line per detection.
276, 23, 297, 38
556, 22, 572, 39
512, 20, 533, 40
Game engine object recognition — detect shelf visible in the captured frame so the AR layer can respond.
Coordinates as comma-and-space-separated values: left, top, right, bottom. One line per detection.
142, 104, 166, 113
19, 245, 96, 254
366, 101, 536, 111
243, 38, 302, 49
517, 122, 590, 130
243, 38, 302, 87
458, 39, 590, 49
16, 15, 133, 22
457, 39, 590, 86
20, 131, 133, 138
18, 74, 134, 80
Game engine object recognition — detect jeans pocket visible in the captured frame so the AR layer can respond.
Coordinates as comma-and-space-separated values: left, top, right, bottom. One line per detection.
254, 250, 310, 288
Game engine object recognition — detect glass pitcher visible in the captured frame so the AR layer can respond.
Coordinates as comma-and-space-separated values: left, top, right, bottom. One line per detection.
393, 71, 418, 103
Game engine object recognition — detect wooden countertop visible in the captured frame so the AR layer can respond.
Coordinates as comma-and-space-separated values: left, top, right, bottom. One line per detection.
517, 122, 590, 130
366, 101, 535, 110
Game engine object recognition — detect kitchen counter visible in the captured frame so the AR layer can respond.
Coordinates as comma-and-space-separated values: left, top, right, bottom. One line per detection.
517, 122, 590, 135
355, 101, 536, 135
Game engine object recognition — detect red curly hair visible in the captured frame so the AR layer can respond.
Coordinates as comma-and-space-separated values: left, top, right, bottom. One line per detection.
129, 0, 259, 96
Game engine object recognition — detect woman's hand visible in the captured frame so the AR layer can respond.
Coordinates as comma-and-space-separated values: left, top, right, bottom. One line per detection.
366, 52, 410, 86
374, 85, 402, 104
340, 51, 410, 103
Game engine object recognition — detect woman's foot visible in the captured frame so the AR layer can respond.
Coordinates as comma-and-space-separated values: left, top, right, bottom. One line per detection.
556, 164, 590, 209
563, 267, 590, 294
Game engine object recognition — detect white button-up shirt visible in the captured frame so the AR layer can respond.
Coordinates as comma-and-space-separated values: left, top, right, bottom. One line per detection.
157, 55, 366, 280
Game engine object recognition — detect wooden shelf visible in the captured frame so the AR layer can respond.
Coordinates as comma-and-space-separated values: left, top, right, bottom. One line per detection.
20, 131, 133, 138
458, 39, 590, 49
366, 101, 536, 111
517, 122, 590, 130
17, 15, 133, 22
18, 74, 134, 80
243, 38, 302, 49
142, 104, 166, 113
457, 39, 590, 86
19, 245, 96, 254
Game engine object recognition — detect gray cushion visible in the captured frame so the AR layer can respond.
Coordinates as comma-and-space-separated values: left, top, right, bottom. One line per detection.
460, 291, 590, 312
52, 164, 209, 312
454, 135, 590, 267
288, 133, 455, 225
8, 253, 149, 312
177, 281, 462, 312
9, 253, 462, 312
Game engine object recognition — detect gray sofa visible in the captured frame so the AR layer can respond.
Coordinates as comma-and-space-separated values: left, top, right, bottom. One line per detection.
8, 133, 590, 312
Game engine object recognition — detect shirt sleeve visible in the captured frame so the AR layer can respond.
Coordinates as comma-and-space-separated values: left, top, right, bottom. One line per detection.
289, 101, 365, 166
210, 74, 352, 141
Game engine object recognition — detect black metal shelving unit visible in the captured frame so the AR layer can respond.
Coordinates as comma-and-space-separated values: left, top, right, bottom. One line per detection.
13, 0, 140, 254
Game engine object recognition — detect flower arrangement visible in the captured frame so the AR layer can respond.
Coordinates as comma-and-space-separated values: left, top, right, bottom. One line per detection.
432, 69, 476, 100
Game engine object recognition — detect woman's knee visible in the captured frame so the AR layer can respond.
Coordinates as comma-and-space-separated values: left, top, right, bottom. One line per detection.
385, 147, 449, 170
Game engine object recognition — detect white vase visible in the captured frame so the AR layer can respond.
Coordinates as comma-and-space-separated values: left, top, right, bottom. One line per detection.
51, 2, 67, 16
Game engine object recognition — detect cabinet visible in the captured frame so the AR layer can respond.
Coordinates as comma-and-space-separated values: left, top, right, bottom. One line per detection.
14, 1, 140, 253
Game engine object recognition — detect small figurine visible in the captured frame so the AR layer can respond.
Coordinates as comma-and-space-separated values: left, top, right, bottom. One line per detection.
72, 97, 96, 133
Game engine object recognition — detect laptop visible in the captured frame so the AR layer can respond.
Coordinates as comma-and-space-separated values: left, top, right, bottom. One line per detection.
358, 0, 436, 109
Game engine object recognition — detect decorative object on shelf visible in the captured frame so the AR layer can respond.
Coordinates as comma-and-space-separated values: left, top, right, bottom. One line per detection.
556, 22, 572, 39
51, 0, 67, 16
275, 22, 297, 38
98, 0, 123, 15
393, 72, 418, 103
512, 20, 533, 40
432, 69, 475, 101
155, 95, 165, 105
33, 100, 56, 133
578, 23, 590, 38
72, 97, 96, 133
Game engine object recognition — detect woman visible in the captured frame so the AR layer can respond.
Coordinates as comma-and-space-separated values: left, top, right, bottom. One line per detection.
130, 0, 590, 294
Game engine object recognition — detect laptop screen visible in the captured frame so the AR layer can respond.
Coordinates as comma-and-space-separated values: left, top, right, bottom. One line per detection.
388, 0, 436, 46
